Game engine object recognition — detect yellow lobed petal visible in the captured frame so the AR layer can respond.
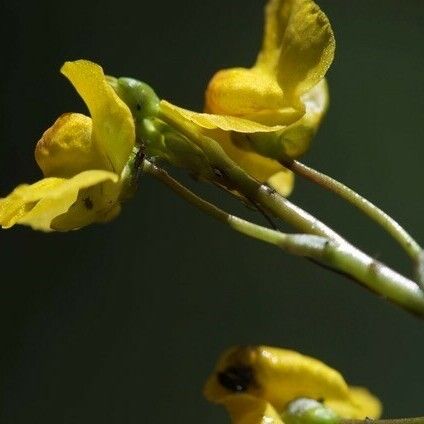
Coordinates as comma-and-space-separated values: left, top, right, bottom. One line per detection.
209, 130, 294, 197
35, 113, 108, 178
0, 170, 120, 232
61, 60, 135, 174
256, 0, 335, 98
222, 394, 284, 424
0, 179, 64, 229
161, 100, 285, 133
244, 79, 329, 159
280, 78, 329, 157
204, 346, 382, 420
205, 68, 300, 123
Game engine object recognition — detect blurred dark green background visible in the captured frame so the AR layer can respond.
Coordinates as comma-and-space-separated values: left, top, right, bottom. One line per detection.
0, 1, 423, 422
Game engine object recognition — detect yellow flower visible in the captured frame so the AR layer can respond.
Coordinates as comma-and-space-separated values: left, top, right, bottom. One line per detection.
204, 346, 382, 423
0, 60, 135, 231
160, 0, 335, 196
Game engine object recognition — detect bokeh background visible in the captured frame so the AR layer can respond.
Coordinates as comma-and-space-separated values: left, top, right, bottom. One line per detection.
1, 1, 423, 422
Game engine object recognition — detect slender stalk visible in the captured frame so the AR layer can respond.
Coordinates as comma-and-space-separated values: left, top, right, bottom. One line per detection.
343, 418, 424, 424
254, 184, 346, 244
282, 159, 423, 263
232, 213, 424, 317
142, 160, 228, 224
142, 161, 335, 256
143, 160, 424, 318
158, 110, 424, 314
416, 251, 424, 289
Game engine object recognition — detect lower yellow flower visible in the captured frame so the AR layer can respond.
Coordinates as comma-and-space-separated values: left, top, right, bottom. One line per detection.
0, 60, 135, 231
204, 346, 382, 423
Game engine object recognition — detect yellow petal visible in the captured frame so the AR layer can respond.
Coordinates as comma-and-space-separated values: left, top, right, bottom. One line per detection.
0, 170, 120, 232
161, 100, 285, 133
268, 171, 294, 197
244, 79, 329, 159
205, 68, 300, 122
61, 60, 135, 173
222, 395, 284, 424
204, 346, 381, 420
256, 0, 335, 97
324, 387, 382, 421
0, 179, 64, 229
280, 78, 329, 157
35, 113, 108, 177
211, 130, 294, 197
347, 387, 382, 419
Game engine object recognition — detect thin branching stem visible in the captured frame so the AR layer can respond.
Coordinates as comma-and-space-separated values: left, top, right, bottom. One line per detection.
282, 159, 423, 270
157, 111, 424, 316
143, 160, 424, 318
343, 418, 424, 424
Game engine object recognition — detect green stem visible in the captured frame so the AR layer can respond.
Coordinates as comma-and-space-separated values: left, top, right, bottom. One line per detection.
416, 251, 424, 289
254, 184, 346, 244
282, 159, 423, 264
232, 209, 424, 318
143, 160, 424, 318
342, 418, 424, 424
142, 160, 333, 256
142, 160, 228, 224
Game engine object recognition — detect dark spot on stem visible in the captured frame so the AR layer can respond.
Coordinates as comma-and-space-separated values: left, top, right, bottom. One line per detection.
213, 168, 225, 179
262, 184, 276, 195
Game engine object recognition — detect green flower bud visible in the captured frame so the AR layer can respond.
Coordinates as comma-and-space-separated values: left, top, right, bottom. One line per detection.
114, 77, 160, 120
